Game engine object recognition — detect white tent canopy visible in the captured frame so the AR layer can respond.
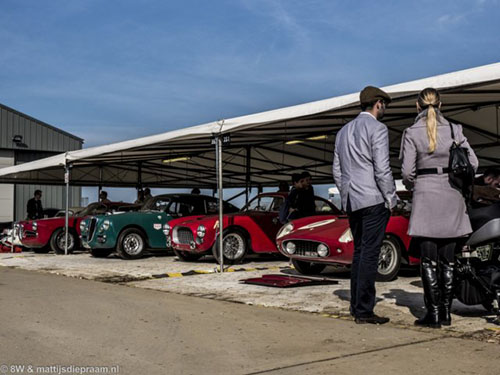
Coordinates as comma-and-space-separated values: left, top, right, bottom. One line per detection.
1, 62, 500, 189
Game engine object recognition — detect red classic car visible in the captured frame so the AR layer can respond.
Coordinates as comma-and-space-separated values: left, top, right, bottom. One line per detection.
275, 198, 419, 281
18, 201, 134, 254
166, 192, 342, 263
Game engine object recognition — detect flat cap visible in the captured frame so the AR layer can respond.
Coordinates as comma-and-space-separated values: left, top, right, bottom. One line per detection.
360, 86, 392, 106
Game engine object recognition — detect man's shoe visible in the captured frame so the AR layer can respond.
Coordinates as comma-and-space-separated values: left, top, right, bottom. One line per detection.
355, 314, 390, 325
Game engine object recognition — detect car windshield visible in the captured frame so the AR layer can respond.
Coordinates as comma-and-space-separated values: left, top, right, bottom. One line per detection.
315, 198, 343, 215
140, 196, 171, 212
206, 199, 238, 214
243, 196, 284, 212
78, 203, 108, 217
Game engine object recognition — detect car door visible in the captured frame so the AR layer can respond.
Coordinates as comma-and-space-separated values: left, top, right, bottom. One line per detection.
247, 195, 285, 242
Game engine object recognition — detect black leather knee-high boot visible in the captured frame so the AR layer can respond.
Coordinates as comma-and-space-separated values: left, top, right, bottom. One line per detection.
439, 261, 454, 326
415, 258, 441, 328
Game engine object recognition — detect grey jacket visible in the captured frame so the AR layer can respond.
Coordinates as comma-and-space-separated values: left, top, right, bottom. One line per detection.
400, 109, 478, 238
333, 112, 397, 212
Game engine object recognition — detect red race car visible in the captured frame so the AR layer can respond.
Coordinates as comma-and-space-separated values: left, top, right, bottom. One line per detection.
166, 192, 342, 263
18, 201, 134, 254
275, 194, 419, 281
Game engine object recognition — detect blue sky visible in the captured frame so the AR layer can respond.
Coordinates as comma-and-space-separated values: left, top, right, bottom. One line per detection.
1, 0, 500, 204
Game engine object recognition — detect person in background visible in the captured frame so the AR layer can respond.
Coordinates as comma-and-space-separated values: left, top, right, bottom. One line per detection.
191, 187, 201, 195
99, 190, 111, 204
144, 188, 153, 201
295, 171, 316, 217
279, 173, 302, 224
333, 85, 397, 325
278, 181, 289, 192
135, 190, 145, 204
27, 190, 44, 220
401, 87, 478, 328
472, 167, 500, 206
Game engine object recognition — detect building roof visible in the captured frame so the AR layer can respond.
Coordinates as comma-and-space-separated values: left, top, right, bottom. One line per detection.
0, 102, 83, 142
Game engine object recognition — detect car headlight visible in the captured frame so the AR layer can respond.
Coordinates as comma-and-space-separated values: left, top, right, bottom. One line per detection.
102, 220, 110, 231
285, 241, 296, 254
163, 224, 171, 236
80, 221, 87, 232
317, 243, 329, 257
339, 228, 353, 243
277, 222, 294, 239
32, 221, 37, 231
196, 225, 206, 238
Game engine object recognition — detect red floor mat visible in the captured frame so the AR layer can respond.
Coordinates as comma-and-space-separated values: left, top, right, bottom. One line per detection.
240, 274, 339, 288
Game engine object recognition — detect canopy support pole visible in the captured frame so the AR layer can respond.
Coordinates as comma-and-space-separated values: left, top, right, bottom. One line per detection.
138, 161, 142, 189
98, 166, 103, 197
64, 164, 70, 256
245, 146, 251, 205
215, 134, 224, 273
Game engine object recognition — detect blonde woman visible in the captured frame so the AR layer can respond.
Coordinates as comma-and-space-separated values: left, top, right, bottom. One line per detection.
401, 87, 478, 328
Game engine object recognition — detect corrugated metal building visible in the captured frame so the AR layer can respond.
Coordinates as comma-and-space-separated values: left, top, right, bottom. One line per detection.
0, 103, 83, 222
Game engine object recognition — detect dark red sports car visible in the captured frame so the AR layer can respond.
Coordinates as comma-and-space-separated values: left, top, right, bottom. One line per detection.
18, 201, 134, 254
167, 192, 341, 263
275, 196, 419, 281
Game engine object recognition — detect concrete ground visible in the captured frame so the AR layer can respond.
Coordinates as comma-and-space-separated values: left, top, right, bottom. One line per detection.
1, 250, 499, 341
1, 267, 500, 375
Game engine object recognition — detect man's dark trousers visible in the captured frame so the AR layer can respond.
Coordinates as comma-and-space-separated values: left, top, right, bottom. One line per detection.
347, 202, 390, 318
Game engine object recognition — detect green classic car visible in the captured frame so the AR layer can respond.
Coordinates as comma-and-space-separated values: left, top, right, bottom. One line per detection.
80, 194, 238, 260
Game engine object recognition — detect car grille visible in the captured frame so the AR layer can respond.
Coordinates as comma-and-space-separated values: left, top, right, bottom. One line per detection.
87, 218, 97, 242
289, 240, 319, 257
176, 227, 194, 245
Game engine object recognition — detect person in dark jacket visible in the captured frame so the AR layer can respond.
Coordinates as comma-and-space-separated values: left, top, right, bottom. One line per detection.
295, 171, 316, 217
279, 173, 302, 224
27, 190, 44, 220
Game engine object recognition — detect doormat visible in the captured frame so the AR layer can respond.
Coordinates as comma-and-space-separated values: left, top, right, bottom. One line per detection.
240, 274, 339, 288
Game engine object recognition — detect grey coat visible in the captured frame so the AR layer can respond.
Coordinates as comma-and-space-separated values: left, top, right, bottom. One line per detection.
400, 109, 479, 238
333, 112, 397, 212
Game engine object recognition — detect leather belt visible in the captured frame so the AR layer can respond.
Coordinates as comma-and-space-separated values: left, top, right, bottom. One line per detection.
417, 167, 450, 175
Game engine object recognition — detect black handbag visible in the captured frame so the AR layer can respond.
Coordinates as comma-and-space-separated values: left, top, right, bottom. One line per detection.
448, 122, 475, 201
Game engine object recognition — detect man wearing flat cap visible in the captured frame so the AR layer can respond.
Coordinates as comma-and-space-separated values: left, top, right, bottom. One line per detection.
333, 85, 397, 325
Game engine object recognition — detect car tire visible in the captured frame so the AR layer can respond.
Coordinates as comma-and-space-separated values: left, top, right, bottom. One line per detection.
116, 228, 146, 260
173, 249, 203, 262
90, 248, 114, 258
292, 259, 326, 275
212, 229, 248, 264
376, 235, 402, 282
50, 228, 76, 254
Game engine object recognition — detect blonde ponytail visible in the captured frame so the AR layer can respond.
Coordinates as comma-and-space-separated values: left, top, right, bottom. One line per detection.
417, 88, 441, 154
426, 105, 438, 153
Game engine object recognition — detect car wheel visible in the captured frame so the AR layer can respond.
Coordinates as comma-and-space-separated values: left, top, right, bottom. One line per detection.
292, 259, 326, 275
50, 228, 76, 254
212, 229, 248, 264
173, 249, 203, 262
376, 235, 402, 282
116, 228, 146, 260
90, 248, 114, 258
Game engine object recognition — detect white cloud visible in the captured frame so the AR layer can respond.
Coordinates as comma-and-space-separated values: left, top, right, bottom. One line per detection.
437, 13, 465, 26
